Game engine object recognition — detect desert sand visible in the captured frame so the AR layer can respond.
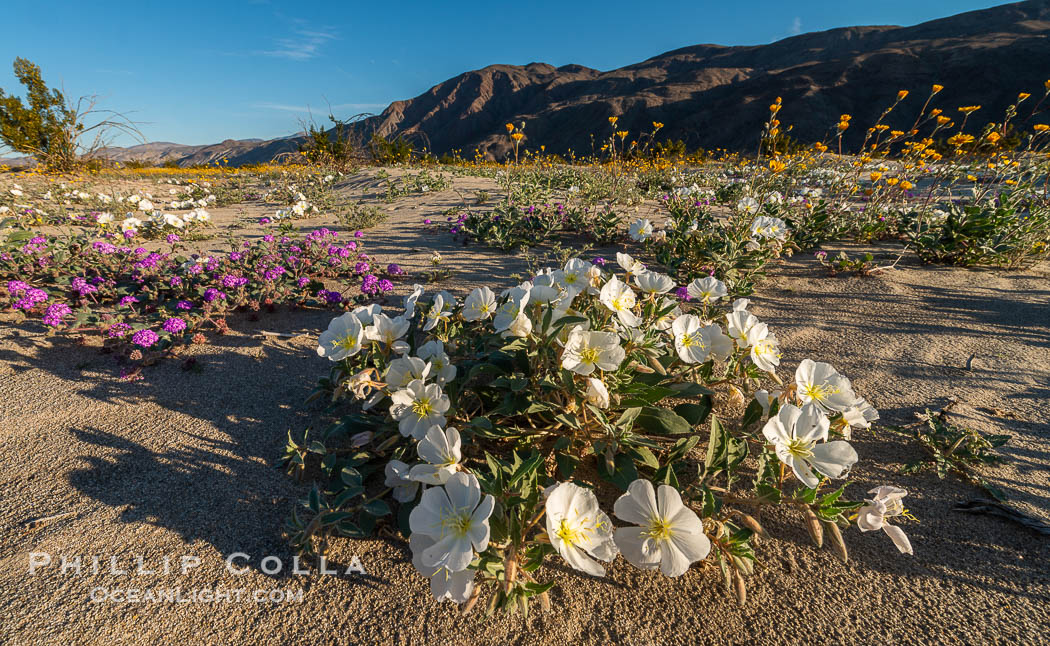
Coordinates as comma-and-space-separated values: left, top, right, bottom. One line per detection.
1, 170, 1048, 645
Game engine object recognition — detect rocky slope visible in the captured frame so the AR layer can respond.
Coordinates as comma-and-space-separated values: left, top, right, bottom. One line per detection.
8, 0, 1043, 167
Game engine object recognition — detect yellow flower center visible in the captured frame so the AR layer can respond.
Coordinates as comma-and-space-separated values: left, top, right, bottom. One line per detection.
556, 519, 582, 546
412, 397, 434, 418
335, 334, 358, 351
580, 347, 601, 365
441, 511, 473, 538
645, 517, 674, 542
802, 382, 839, 402
681, 332, 704, 349
786, 437, 814, 458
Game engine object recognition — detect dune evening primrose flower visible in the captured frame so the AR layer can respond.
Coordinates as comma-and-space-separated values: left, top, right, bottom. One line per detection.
615, 252, 645, 277
686, 276, 727, 303
462, 286, 497, 321
762, 403, 858, 488
410, 533, 476, 603
629, 218, 654, 242
750, 334, 781, 372
562, 329, 625, 375
409, 472, 495, 572
600, 276, 640, 327
671, 314, 734, 364
391, 379, 449, 439
857, 486, 913, 555
493, 284, 531, 332
384, 356, 431, 390
553, 258, 592, 293
635, 270, 675, 294
544, 482, 618, 576
418, 339, 457, 385
613, 479, 711, 577
384, 459, 420, 503
737, 196, 760, 214
794, 359, 859, 413
585, 377, 611, 408
725, 310, 769, 348
409, 426, 462, 485
317, 312, 364, 361
365, 313, 410, 353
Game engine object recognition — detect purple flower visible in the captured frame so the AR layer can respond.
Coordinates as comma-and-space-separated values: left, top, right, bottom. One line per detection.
592, 257, 607, 267
361, 274, 380, 295
131, 329, 159, 348
176, 300, 193, 310
229, 252, 243, 262
354, 261, 371, 274
263, 234, 274, 243
123, 230, 136, 240
258, 217, 271, 225
675, 286, 691, 301
166, 234, 181, 244
42, 303, 72, 327
424, 218, 432, 224
354, 230, 364, 238
169, 276, 183, 287
162, 317, 187, 334
119, 296, 139, 307
6, 280, 29, 294
107, 322, 131, 338
296, 277, 310, 288
378, 279, 394, 292
386, 263, 404, 276
815, 251, 828, 260
203, 288, 225, 302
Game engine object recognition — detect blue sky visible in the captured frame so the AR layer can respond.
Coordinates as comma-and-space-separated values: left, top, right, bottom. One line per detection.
1, 0, 1008, 149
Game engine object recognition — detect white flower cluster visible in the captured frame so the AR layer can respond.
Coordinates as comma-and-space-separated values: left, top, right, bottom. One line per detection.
313, 254, 903, 604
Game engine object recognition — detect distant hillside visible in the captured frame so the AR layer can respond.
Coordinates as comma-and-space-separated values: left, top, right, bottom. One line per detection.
6, 0, 1048, 167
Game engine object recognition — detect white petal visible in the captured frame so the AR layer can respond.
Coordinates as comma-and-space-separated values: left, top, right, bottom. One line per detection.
809, 441, 859, 479
883, 524, 913, 555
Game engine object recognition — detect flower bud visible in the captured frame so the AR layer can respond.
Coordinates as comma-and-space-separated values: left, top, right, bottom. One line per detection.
804, 507, 824, 548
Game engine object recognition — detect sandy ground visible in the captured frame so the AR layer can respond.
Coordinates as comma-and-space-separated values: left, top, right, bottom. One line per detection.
1, 170, 1049, 645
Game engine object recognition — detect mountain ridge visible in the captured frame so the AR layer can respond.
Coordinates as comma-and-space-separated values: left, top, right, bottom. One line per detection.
5, 0, 1047, 167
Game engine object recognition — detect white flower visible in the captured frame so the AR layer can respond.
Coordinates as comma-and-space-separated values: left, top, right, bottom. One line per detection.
530, 271, 562, 304
794, 359, 859, 413
762, 403, 858, 488
352, 303, 382, 326
731, 298, 750, 311
384, 459, 419, 502
544, 482, 618, 576
600, 276, 641, 327
635, 270, 675, 294
585, 377, 610, 408
725, 310, 770, 349
750, 215, 788, 240
654, 297, 681, 331
686, 276, 727, 303
562, 329, 625, 375
754, 389, 782, 416
553, 258, 592, 293
403, 284, 425, 318
409, 426, 462, 485
616, 252, 645, 277
120, 217, 142, 232
96, 212, 113, 225
613, 479, 710, 577
629, 218, 654, 242
390, 379, 450, 439
9, 188, 23, 197
410, 533, 476, 603
424, 293, 455, 331
737, 196, 759, 214
671, 315, 733, 364
417, 339, 457, 385
138, 199, 155, 211
503, 312, 533, 338
857, 486, 913, 555
493, 284, 531, 332
841, 399, 880, 435
750, 334, 781, 372
462, 286, 497, 321
316, 313, 364, 361
384, 356, 431, 390
409, 472, 495, 572
366, 313, 411, 354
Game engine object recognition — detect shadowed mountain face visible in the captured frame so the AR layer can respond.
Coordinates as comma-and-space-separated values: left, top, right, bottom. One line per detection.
18, 0, 1044, 168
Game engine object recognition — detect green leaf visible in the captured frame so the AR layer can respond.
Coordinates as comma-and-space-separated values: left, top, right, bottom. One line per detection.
674, 397, 712, 426
363, 500, 391, 516
637, 406, 691, 435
